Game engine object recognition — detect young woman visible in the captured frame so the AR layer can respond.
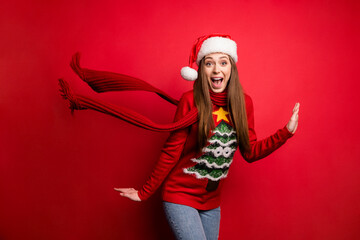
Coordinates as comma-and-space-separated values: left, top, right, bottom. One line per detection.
114, 34, 300, 240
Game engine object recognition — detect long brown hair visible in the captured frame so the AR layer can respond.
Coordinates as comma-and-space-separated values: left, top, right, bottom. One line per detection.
193, 57, 250, 153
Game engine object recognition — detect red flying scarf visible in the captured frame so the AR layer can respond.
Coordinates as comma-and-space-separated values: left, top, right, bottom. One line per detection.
59, 53, 227, 132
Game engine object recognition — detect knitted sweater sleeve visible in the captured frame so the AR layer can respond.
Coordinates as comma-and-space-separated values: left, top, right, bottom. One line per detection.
137, 92, 193, 201
241, 95, 294, 163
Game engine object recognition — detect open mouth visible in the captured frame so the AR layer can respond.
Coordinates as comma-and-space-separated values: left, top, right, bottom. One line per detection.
211, 77, 224, 88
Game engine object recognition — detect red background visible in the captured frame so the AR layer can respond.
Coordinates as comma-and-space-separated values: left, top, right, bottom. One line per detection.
1, 0, 359, 239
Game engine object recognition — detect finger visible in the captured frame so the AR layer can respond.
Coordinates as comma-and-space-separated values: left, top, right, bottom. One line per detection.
293, 103, 299, 112
114, 188, 133, 193
120, 191, 133, 196
294, 102, 300, 110
292, 109, 299, 118
292, 105, 300, 117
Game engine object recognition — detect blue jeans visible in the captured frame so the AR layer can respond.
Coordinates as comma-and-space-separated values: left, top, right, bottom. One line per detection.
163, 202, 221, 240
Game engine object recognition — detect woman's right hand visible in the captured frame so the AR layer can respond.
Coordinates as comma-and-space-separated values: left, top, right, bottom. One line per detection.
286, 102, 300, 134
114, 188, 141, 201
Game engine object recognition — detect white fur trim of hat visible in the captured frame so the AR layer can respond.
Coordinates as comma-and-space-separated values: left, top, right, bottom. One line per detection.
196, 37, 237, 65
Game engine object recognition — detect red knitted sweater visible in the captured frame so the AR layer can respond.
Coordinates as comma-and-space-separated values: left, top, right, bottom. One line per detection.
138, 90, 293, 210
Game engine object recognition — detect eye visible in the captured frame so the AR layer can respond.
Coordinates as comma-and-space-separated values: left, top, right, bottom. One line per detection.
205, 62, 213, 67
221, 61, 228, 66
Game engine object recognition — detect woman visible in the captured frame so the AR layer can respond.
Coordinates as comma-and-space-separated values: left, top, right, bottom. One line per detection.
114, 34, 300, 240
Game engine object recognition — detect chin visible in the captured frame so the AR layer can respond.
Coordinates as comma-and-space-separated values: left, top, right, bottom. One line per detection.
211, 88, 226, 93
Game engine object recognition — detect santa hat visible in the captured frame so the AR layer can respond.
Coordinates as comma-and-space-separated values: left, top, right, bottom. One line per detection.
180, 34, 238, 81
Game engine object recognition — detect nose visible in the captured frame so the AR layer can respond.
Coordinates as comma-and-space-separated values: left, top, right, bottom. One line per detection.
213, 63, 220, 73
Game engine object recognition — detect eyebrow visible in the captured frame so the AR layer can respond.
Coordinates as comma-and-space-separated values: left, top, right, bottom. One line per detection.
204, 56, 229, 60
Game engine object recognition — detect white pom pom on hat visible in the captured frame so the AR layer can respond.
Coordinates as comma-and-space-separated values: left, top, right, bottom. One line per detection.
181, 34, 238, 81
180, 66, 198, 81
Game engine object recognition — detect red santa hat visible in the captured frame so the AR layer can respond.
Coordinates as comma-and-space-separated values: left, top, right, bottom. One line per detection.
180, 34, 238, 81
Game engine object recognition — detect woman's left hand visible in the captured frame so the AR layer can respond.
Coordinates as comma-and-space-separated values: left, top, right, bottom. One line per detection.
114, 188, 141, 202
286, 103, 300, 134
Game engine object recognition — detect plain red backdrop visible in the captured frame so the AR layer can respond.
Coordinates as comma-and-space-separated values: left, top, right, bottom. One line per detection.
1, 0, 359, 239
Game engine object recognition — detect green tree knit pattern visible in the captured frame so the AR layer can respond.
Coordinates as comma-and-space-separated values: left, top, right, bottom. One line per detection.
184, 120, 238, 181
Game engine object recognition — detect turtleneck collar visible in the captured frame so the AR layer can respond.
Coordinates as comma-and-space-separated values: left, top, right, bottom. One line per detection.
209, 89, 228, 107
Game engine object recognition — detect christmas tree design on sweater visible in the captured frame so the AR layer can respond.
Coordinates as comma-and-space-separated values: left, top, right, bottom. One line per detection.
183, 107, 238, 191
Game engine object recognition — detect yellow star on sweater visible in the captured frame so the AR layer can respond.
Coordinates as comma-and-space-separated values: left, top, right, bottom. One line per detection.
213, 107, 230, 122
